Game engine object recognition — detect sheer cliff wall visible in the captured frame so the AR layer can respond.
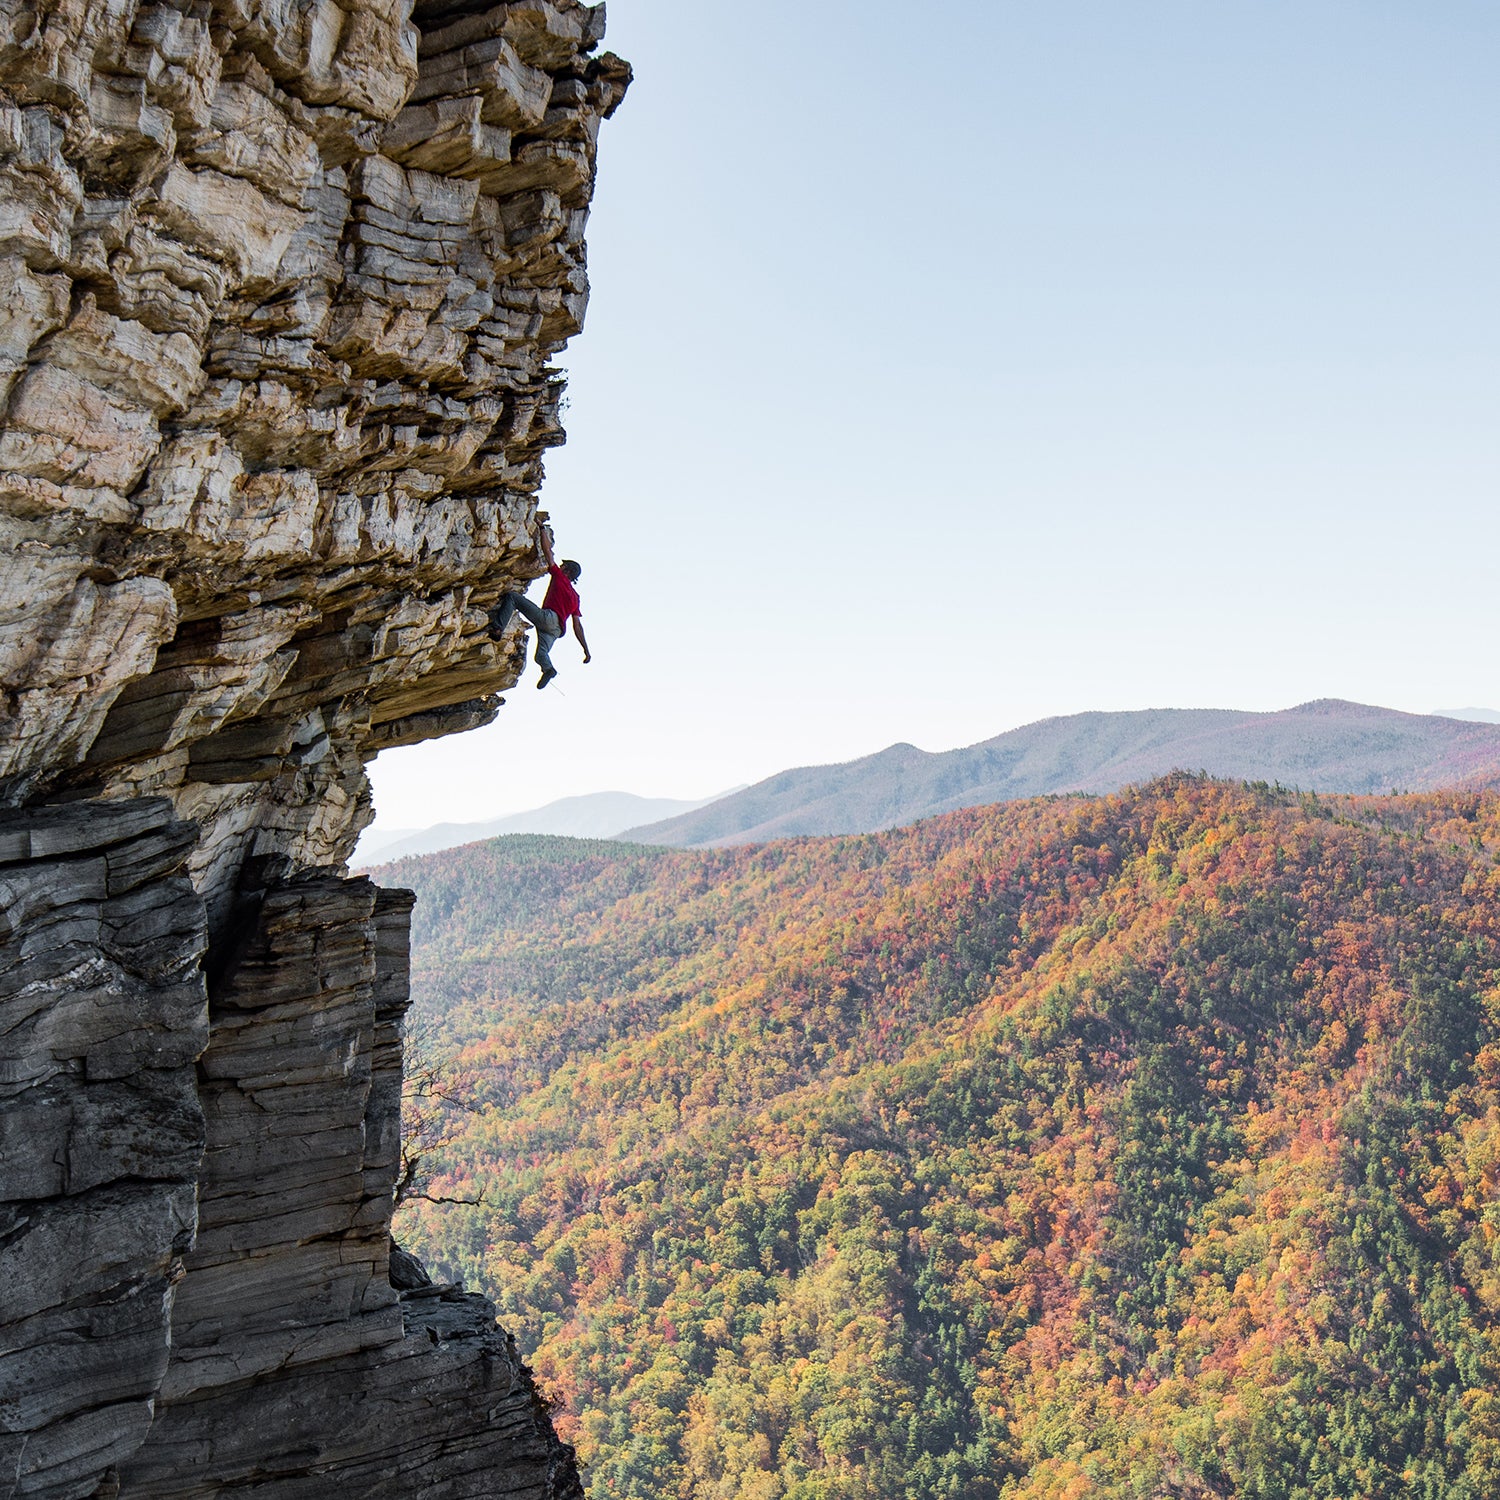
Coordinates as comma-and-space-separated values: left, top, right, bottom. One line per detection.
0, 0, 627, 1493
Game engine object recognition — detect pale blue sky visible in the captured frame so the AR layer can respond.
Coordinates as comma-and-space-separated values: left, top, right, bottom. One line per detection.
368, 0, 1500, 833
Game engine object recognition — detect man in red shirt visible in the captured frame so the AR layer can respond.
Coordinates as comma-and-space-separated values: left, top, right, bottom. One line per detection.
486, 524, 592, 689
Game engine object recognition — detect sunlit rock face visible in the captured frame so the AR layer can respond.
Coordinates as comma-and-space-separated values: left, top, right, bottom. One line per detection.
0, 0, 628, 911
0, 1, 625, 1493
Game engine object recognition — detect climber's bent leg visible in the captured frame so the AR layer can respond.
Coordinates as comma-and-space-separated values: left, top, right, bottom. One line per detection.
489, 593, 551, 640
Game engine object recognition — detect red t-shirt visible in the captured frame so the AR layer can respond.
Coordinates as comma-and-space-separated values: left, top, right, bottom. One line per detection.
541, 564, 581, 629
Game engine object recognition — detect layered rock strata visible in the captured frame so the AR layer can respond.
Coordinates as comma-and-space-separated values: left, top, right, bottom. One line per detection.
0, 0, 626, 1493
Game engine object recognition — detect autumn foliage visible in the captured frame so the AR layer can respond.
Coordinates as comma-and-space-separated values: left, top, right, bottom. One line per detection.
382, 778, 1500, 1499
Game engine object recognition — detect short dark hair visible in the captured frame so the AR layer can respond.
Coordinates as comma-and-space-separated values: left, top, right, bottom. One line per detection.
561, 559, 581, 581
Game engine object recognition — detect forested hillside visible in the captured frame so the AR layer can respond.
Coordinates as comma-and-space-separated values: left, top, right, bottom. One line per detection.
381, 780, 1500, 1499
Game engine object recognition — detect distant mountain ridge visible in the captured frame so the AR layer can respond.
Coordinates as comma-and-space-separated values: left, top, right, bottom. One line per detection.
1435, 706, 1500, 724
622, 699, 1500, 847
357, 788, 739, 864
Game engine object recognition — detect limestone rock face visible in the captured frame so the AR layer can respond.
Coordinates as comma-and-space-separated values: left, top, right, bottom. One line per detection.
0, 1, 627, 1494
0, 0, 628, 886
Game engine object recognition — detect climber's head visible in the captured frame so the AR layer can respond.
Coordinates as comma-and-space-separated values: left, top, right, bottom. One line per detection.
562, 560, 582, 582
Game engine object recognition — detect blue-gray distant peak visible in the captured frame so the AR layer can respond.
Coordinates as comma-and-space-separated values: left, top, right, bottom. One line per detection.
358, 788, 742, 865
1433, 707, 1500, 724
620, 702, 1500, 848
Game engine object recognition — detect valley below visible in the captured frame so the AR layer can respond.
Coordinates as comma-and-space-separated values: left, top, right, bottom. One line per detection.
378, 777, 1500, 1499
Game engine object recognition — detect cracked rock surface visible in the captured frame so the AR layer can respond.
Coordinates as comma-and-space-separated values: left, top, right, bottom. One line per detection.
0, 0, 626, 1494
0, 0, 628, 884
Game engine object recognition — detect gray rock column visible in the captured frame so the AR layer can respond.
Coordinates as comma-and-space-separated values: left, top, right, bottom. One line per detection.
2, 801, 582, 1499
113, 873, 581, 1498
0, 799, 209, 1500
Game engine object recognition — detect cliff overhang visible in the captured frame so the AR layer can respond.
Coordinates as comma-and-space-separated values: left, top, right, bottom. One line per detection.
0, 0, 626, 1492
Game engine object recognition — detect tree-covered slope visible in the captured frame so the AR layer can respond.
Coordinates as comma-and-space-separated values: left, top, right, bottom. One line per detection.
381, 781, 1500, 1500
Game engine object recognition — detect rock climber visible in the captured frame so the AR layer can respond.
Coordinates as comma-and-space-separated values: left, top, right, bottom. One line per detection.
486, 521, 591, 690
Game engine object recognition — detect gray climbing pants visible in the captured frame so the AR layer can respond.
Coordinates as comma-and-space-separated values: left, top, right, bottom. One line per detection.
491, 593, 561, 671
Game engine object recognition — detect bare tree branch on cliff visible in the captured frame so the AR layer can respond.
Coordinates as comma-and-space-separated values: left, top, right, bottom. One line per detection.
395, 1021, 485, 1211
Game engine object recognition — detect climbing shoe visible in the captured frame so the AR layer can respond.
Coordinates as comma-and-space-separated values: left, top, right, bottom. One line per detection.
537, 667, 558, 690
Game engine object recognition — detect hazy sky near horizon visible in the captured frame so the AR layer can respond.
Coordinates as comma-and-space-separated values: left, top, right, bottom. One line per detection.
367, 0, 1500, 833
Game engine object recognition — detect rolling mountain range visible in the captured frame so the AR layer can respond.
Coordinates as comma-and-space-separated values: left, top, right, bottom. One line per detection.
384, 779, 1500, 1500
622, 699, 1500, 846
355, 788, 740, 864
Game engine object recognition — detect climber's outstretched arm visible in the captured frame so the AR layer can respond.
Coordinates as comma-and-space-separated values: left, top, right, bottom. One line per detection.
573, 616, 592, 664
